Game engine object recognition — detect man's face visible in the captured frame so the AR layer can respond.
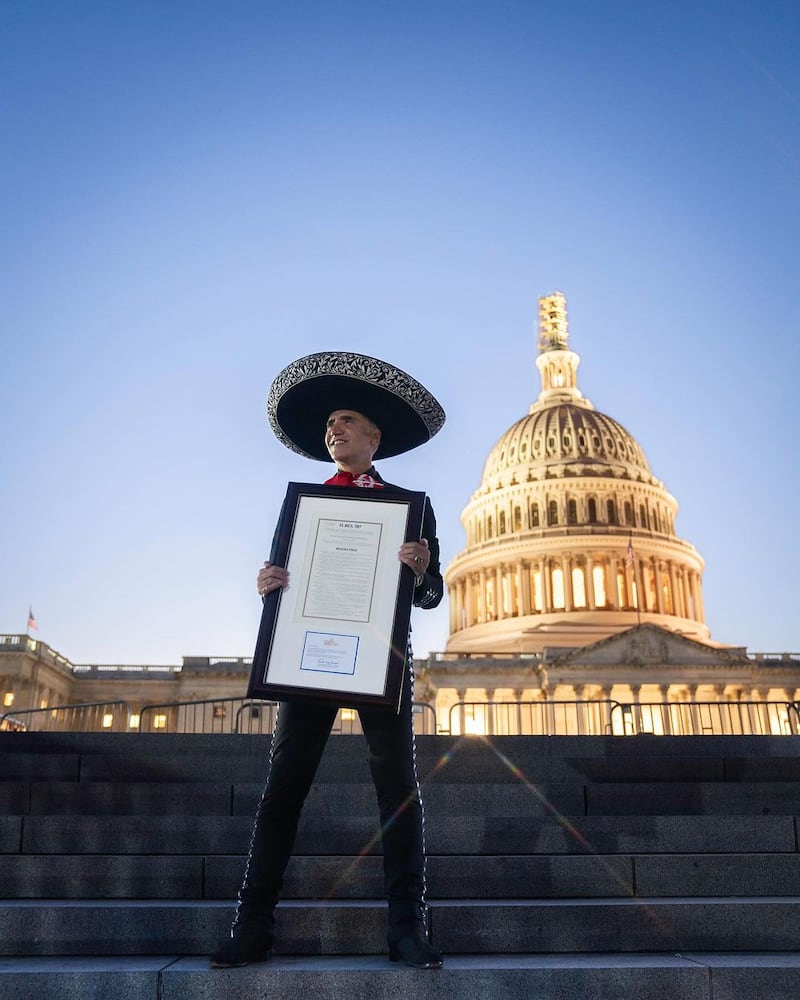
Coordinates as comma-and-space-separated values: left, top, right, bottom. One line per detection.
325, 410, 381, 468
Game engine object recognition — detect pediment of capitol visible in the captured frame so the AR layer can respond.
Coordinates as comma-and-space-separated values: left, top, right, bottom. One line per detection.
547, 624, 750, 670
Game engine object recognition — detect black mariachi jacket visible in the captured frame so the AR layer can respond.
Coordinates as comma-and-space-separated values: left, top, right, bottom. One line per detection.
267, 467, 444, 612
369, 469, 443, 612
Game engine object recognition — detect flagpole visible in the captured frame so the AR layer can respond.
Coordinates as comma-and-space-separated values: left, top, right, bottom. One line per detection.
625, 535, 641, 626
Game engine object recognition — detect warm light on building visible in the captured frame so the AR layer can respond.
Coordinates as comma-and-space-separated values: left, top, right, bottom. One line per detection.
3, 692, 14, 708
464, 716, 486, 736
129, 714, 140, 729
102, 713, 114, 729
153, 714, 168, 730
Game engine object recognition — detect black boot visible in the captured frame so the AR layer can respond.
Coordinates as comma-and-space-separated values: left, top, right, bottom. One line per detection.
387, 917, 443, 970
210, 920, 273, 968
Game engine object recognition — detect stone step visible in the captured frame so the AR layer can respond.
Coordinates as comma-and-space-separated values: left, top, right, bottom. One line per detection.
7, 738, 800, 784
5, 852, 800, 900
4, 953, 800, 1000
7, 812, 796, 856
6, 778, 800, 817
1, 750, 723, 784
0, 781, 586, 817
4, 898, 800, 957
5, 732, 800, 761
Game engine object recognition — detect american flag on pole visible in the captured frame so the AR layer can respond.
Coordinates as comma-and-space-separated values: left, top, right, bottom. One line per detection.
625, 537, 635, 569
27, 607, 38, 632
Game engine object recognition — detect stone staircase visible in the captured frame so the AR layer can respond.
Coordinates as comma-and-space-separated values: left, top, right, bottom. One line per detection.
3, 731, 800, 998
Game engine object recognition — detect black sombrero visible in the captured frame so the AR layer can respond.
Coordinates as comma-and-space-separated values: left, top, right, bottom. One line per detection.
267, 352, 445, 461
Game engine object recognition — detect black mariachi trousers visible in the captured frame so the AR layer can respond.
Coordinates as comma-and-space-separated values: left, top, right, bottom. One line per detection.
237, 661, 426, 929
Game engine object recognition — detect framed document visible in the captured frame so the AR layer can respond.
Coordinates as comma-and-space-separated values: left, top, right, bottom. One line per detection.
247, 482, 426, 711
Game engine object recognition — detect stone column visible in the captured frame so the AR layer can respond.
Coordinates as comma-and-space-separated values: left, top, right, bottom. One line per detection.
518, 561, 531, 616
466, 574, 475, 628
485, 688, 496, 735
578, 683, 596, 735
652, 684, 670, 735
586, 555, 596, 609
668, 562, 679, 617
695, 575, 706, 622
562, 555, 573, 611
688, 685, 703, 736
679, 566, 690, 619
609, 556, 620, 610
536, 558, 545, 612
634, 558, 645, 614
456, 689, 468, 736
543, 560, 553, 612
450, 580, 461, 633
688, 569, 700, 621
495, 566, 505, 620
654, 560, 665, 615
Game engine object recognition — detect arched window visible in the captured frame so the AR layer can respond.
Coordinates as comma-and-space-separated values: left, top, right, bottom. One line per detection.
532, 569, 543, 611
548, 500, 558, 526
499, 511, 506, 534
551, 566, 565, 608
567, 499, 578, 525
593, 565, 607, 606
572, 566, 587, 608
487, 515, 493, 539
607, 499, 617, 525
624, 501, 634, 526
652, 508, 660, 532
639, 504, 649, 529
588, 498, 598, 523
530, 503, 540, 527
513, 506, 522, 531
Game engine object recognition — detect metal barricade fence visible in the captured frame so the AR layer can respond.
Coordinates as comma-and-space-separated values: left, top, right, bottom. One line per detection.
446, 700, 800, 737
0, 700, 133, 732
609, 700, 800, 737
3, 697, 798, 737
138, 698, 278, 734
447, 699, 618, 736
137, 698, 439, 735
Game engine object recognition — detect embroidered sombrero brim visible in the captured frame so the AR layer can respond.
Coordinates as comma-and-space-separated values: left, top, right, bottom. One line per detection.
267, 352, 446, 461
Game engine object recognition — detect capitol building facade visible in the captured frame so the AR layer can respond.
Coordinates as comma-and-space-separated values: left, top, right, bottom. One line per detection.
409, 293, 800, 736
2, 292, 799, 736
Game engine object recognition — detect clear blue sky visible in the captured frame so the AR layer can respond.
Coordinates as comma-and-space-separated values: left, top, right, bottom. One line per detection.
1, 0, 798, 665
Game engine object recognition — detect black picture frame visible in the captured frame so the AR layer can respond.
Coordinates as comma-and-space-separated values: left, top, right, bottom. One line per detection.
247, 481, 426, 712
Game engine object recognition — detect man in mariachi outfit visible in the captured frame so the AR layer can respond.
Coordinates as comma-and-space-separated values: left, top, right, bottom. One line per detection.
211, 352, 445, 970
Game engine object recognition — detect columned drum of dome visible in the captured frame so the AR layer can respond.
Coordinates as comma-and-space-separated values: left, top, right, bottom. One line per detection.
444, 291, 709, 654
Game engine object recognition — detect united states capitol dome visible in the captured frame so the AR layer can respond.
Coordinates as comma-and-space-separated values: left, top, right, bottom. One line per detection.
482, 402, 657, 488
444, 291, 709, 654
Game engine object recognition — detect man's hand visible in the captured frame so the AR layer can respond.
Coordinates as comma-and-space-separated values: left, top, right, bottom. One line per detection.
257, 561, 290, 596
398, 537, 430, 576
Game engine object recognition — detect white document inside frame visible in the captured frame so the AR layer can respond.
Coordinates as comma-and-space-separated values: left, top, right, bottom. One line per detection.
265, 492, 410, 697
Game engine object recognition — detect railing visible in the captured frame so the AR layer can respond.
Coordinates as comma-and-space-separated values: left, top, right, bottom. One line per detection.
610, 700, 800, 737
445, 699, 800, 737
137, 697, 439, 735
447, 699, 618, 736
3, 697, 799, 737
0, 700, 133, 732
138, 698, 278, 734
